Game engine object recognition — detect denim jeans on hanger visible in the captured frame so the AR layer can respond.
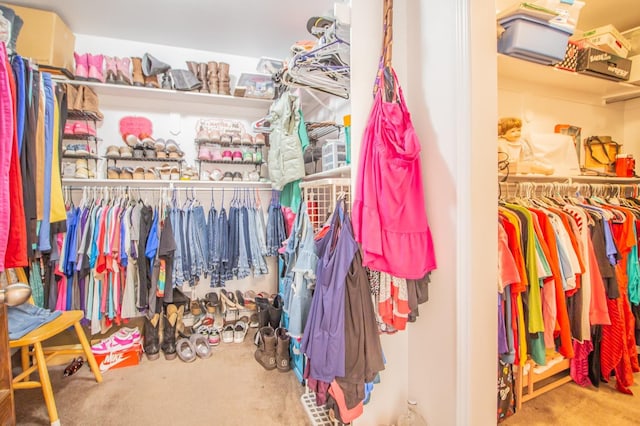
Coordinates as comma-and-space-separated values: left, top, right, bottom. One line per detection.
214, 207, 229, 286
182, 207, 193, 285
249, 206, 268, 275
207, 206, 218, 276
190, 205, 208, 280
228, 205, 239, 280
171, 207, 185, 286
237, 207, 251, 280
8, 302, 62, 340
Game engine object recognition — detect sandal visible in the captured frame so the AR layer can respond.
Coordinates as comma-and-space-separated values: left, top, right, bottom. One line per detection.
235, 290, 246, 308
154, 138, 166, 152
63, 357, 84, 377
107, 166, 121, 179
190, 300, 203, 317
243, 290, 257, 310
176, 338, 197, 363
170, 166, 180, 180
106, 145, 120, 158
233, 320, 248, 343
132, 166, 145, 180
222, 324, 235, 343
249, 313, 260, 328
120, 167, 134, 179
189, 333, 212, 358
119, 146, 133, 158
144, 168, 158, 180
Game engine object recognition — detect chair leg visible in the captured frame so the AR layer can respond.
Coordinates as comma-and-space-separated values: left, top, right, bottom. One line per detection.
21, 345, 31, 381
33, 341, 59, 425
73, 321, 103, 383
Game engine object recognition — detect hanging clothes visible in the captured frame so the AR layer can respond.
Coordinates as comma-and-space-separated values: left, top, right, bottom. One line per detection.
352, 70, 436, 280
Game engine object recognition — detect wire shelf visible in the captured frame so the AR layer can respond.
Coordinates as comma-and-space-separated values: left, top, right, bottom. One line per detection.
306, 121, 342, 141
194, 139, 266, 148
67, 110, 102, 121
196, 159, 264, 165
62, 133, 100, 141
105, 157, 184, 163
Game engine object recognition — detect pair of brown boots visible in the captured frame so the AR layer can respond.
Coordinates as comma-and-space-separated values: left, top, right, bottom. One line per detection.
130, 57, 161, 88
186, 61, 230, 95
254, 326, 290, 372
65, 84, 103, 120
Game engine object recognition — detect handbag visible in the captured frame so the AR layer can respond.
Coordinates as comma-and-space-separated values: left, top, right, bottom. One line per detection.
583, 136, 620, 174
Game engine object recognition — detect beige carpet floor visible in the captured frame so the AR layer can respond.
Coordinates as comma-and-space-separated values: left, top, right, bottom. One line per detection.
503, 372, 640, 426
13, 338, 640, 426
13, 328, 312, 426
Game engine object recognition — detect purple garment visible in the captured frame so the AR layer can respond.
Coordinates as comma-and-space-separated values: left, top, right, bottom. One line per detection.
301, 200, 358, 383
498, 292, 508, 356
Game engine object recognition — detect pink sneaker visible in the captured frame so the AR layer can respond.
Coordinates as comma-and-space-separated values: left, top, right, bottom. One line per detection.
91, 327, 141, 354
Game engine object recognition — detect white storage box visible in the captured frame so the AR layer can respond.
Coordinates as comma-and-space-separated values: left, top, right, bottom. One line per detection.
622, 26, 640, 57
498, 14, 572, 65
322, 139, 346, 171
573, 24, 631, 58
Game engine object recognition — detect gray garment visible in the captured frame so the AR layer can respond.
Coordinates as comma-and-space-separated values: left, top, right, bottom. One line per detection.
130, 203, 142, 242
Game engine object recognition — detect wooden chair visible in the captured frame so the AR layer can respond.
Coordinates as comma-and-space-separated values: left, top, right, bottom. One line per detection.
8, 268, 102, 426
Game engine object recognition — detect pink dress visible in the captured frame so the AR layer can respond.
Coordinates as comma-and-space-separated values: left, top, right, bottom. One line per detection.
352, 73, 436, 279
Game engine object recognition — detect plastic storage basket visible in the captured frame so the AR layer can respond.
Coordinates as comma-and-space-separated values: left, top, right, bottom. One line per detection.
300, 178, 351, 231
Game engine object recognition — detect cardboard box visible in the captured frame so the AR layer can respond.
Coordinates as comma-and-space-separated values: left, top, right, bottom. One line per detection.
573, 24, 631, 58
93, 343, 143, 373
576, 47, 632, 81
0, 3, 75, 73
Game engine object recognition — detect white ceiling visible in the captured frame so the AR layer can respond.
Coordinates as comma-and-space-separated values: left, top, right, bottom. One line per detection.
3, 0, 337, 59
496, 0, 640, 32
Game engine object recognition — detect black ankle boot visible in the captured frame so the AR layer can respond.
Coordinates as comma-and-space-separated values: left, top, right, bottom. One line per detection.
161, 312, 177, 360
143, 313, 161, 361
268, 295, 284, 329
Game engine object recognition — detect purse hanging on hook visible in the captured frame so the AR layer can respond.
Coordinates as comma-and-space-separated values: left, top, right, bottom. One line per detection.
374, 0, 396, 101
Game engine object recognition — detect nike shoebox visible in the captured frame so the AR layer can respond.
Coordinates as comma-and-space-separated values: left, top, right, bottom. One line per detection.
576, 47, 632, 81
0, 3, 75, 74
93, 343, 143, 373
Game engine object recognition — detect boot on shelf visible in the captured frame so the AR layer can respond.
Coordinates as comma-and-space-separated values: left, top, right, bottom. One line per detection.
65, 84, 78, 111
73, 52, 89, 80
131, 57, 145, 87
275, 327, 291, 372
143, 313, 161, 360
116, 57, 132, 85
254, 326, 277, 370
87, 53, 105, 83
142, 53, 171, 76
104, 56, 117, 84
198, 62, 209, 93
144, 74, 160, 89
207, 61, 219, 94
186, 61, 200, 92
218, 62, 231, 95
162, 305, 178, 360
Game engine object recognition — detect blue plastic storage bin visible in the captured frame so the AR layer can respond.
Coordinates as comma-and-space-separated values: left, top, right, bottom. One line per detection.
498, 14, 572, 65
